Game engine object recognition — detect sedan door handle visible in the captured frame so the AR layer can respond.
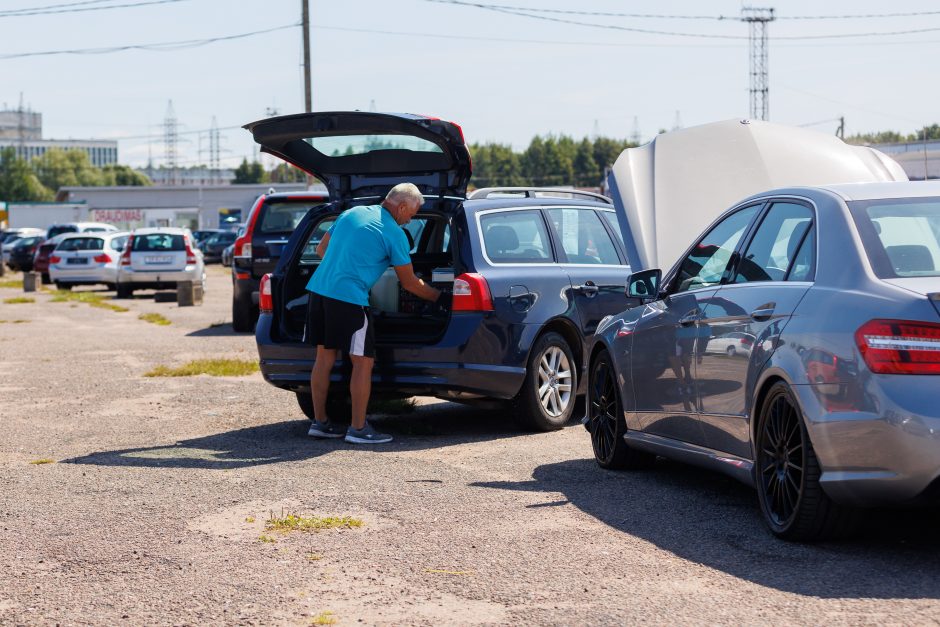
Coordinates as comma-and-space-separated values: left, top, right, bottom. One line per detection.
574, 282, 599, 296
678, 313, 699, 327
750, 306, 776, 321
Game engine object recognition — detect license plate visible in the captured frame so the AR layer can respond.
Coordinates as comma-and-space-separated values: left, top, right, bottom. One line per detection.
145, 256, 173, 264
67, 257, 88, 265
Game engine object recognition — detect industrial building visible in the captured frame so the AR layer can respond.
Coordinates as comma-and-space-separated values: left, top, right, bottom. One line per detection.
0, 106, 118, 167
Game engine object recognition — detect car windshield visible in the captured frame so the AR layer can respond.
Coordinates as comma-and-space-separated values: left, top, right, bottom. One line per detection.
47, 225, 78, 239
57, 237, 104, 251
850, 198, 940, 278
307, 134, 443, 157
132, 233, 185, 251
13, 236, 41, 249
259, 201, 323, 234
208, 232, 236, 244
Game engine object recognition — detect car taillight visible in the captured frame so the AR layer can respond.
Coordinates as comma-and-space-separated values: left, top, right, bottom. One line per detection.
93, 253, 111, 263
185, 239, 197, 264
235, 195, 263, 258
49, 255, 61, 264
259, 273, 273, 313
452, 273, 494, 312
855, 319, 940, 375
741, 337, 752, 345
121, 236, 134, 266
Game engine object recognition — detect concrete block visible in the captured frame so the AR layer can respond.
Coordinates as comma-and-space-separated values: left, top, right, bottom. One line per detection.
23, 272, 38, 293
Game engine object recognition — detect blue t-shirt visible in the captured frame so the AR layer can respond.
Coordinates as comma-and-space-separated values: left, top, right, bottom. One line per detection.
306, 204, 412, 306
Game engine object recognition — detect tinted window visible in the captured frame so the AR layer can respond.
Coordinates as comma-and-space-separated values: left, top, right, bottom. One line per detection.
300, 218, 336, 265
259, 201, 323, 234
58, 237, 104, 251
207, 232, 236, 245
480, 210, 553, 263
788, 225, 815, 282
110, 236, 128, 252
734, 203, 813, 283
851, 199, 940, 278
132, 234, 185, 251
546, 208, 621, 265
47, 225, 78, 239
13, 236, 42, 249
600, 211, 625, 246
309, 134, 443, 157
674, 205, 759, 293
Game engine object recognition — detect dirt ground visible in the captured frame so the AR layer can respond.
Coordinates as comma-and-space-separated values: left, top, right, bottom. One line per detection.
2, 266, 940, 626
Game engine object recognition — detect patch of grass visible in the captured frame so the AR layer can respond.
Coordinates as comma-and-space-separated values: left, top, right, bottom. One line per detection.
138, 312, 171, 326
49, 290, 128, 312
0, 279, 23, 289
0, 319, 29, 324
258, 534, 277, 543
144, 358, 260, 378
266, 512, 364, 534
3, 297, 34, 304
371, 397, 418, 415
306, 553, 323, 561
245, 516, 256, 523
311, 611, 337, 625
29, 458, 55, 465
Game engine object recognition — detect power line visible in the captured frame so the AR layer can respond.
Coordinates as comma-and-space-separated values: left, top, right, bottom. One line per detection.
0, 0, 116, 14
0, 0, 187, 18
0, 23, 300, 60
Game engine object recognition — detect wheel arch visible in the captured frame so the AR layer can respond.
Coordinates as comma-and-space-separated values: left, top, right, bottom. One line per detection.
532, 316, 585, 389
750, 367, 798, 455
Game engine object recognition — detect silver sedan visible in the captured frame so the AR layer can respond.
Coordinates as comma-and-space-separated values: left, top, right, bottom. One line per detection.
584, 181, 940, 541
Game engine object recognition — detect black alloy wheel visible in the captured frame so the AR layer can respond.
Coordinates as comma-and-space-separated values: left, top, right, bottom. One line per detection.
755, 381, 857, 541
588, 350, 653, 470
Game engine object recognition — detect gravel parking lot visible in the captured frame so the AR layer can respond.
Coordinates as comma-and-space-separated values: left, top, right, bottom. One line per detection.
2, 266, 940, 625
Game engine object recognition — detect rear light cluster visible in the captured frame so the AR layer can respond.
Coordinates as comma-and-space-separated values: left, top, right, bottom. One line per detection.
855, 319, 940, 375
121, 236, 134, 266
185, 237, 197, 265
233, 195, 264, 259
452, 273, 493, 312
49, 255, 61, 264
259, 273, 273, 313
93, 253, 111, 263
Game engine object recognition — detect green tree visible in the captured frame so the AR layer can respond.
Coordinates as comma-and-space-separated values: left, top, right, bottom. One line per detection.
101, 164, 152, 186
468, 143, 523, 188
32, 148, 105, 191
0, 147, 52, 201
574, 138, 599, 186
268, 162, 306, 183
232, 159, 267, 184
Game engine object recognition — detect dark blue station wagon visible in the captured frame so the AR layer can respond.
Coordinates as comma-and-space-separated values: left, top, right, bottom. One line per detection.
245, 112, 639, 430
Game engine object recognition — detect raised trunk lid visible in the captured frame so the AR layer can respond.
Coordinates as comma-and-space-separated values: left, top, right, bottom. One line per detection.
244, 112, 472, 203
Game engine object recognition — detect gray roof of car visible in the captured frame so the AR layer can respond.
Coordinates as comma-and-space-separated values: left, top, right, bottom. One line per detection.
817, 180, 940, 201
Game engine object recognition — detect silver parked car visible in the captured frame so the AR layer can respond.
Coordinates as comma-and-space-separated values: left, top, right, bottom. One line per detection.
116, 227, 205, 298
585, 181, 940, 540
48, 231, 129, 290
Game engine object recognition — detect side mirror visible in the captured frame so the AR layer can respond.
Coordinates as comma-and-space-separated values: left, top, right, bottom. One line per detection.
627, 268, 662, 301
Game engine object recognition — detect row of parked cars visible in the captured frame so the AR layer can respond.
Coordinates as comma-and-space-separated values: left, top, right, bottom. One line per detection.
234, 111, 939, 541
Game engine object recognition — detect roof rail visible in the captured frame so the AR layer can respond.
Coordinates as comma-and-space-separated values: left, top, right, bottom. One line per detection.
468, 187, 612, 205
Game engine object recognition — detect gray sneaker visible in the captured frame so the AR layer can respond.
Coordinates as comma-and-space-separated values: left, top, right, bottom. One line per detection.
307, 419, 345, 439
345, 422, 393, 444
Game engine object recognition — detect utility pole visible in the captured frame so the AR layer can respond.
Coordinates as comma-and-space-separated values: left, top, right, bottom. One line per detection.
741, 7, 775, 121
302, 0, 312, 113
836, 116, 844, 140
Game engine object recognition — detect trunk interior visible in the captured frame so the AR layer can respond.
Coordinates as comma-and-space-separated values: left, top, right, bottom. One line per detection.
277, 209, 454, 346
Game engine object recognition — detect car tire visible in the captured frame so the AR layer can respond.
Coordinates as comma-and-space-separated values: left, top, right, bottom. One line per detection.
232, 290, 256, 332
588, 350, 656, 470
515, 331, 577, 431
41, 273, 51, 285
726, 345, 736, 357
54, 281, 72, 291
755, 381, 858, 541
116, 284, 133, 299
295, 390, 351, 422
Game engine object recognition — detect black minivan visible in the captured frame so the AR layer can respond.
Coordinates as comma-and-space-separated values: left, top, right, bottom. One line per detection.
247, 112, 638, 430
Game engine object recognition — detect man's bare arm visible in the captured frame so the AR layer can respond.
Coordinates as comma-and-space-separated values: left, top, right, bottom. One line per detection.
316, 232, 331, 258
394, 263, 440, 302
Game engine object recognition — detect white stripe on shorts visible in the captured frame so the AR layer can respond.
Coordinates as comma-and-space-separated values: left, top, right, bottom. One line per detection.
349, 308, 368, 356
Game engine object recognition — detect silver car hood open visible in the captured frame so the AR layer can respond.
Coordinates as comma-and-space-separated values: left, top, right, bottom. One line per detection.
607, 119, 908, 271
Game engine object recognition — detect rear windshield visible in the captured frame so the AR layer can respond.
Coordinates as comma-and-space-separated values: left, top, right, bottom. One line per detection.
259, 201, 324, 234
208, 232, 237, 244
308, 134, 443, 157
47, 225, 78, 239
132, 233, 185, 251
58, 237, 104, 251
111, 236, 128, 251
13, 236, 42, 249
850, 198, 940, 278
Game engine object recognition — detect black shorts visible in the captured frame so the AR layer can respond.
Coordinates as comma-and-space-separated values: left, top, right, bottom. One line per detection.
305, 293, 375, 358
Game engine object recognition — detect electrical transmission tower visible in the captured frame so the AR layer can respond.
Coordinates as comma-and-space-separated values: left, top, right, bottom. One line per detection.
209, 115, 221, 183
741, 6, 775, 121
163, 100, 179, 185
631, 116, 641, 145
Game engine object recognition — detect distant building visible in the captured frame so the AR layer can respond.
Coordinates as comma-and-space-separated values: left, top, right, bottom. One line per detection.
871, 140, 940, 181
137, 164, 236, 186
0, 105, 118, 167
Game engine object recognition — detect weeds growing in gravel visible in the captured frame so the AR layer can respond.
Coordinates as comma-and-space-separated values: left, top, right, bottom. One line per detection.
258, 535, 276, 543
50, 290, 128, 312
266, 511, 363, 533
138, 312, 171, 326
311, 611, 337, 625
29, 458, 55, 465
0, 319, 29, 324
3, 297, 34, 304
0, 279, 23, 289
144, 358, 259, 377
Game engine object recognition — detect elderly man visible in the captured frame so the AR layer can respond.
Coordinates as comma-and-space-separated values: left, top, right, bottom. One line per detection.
305, 182, 442, 444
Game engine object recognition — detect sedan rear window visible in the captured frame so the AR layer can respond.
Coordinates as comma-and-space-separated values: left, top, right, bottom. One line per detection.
850, 199, 940, 278
259, 201, 323, 234
58, 237, 104, 251
47, 225, 78, 239
309, 134, 443, 157
132, 234, 185, 251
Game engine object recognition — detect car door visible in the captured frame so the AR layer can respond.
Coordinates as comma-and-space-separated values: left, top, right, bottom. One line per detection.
631, 204, 762, 447
696, 201, 816, 457
545, 206, 631, 338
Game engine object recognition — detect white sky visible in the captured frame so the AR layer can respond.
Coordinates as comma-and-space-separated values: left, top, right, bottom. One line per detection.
3, 0, 940, 169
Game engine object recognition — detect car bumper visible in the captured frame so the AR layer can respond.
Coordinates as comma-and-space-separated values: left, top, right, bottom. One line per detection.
255, 312, 528, 400
796, 375, 940, 506
118, 267, 200, 285
50, 264, 118, 283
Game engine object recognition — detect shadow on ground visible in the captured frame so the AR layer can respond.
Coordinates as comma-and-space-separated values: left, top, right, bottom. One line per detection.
472, 457, 940, 599
62, 401, 542, 470
186, 323, 245, 337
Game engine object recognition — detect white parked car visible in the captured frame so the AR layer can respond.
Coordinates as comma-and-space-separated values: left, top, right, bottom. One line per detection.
116, 227, 205, 299
703, 331, 755, 357
46, 222, 119, 240
49, 231, 129, 290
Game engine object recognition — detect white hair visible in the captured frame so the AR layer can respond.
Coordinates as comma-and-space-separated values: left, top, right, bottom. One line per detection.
385, 182, 424, 207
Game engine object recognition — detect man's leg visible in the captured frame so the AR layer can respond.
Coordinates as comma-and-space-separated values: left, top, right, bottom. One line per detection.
311, 345, 338, 423
348, 354, 374, 430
